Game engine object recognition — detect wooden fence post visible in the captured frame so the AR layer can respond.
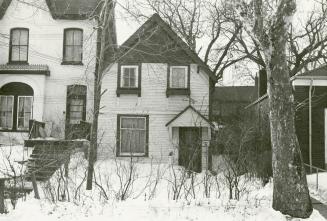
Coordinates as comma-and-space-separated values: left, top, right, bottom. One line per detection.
31, 173, 40, 199
0, 179, 5, 213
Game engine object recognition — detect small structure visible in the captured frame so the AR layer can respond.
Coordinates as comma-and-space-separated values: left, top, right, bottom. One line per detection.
247, 68, 327, 169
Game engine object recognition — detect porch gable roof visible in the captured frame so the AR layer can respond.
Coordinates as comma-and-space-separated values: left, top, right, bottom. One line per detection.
166, 105, 212, 128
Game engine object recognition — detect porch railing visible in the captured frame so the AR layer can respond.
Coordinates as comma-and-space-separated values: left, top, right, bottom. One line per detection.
304, 163, 327, 191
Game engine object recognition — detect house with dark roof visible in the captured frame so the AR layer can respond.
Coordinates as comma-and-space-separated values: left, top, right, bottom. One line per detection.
0, 0, 101, 143
0, 2, 214, 172
247, 67, 327, 169
97, 14, 214, 172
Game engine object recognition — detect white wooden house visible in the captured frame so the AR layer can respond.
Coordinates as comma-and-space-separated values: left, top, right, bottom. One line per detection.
98, 14, 215, 171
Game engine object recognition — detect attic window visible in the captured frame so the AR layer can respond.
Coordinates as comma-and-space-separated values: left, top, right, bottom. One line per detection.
62, 29, 83, 65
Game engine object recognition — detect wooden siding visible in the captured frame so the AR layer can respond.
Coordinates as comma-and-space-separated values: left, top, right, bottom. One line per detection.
98, 63, 210, 163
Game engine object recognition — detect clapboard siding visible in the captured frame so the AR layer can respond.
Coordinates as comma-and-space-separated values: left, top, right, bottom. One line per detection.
98, 63, 210, 162
294, 86, 327, 169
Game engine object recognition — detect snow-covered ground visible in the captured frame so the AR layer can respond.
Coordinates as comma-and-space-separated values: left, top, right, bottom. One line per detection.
307, 172, 327, 205
0, 148, 324, 221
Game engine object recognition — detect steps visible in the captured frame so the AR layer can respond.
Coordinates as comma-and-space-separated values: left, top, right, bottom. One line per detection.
25, 144, 73, 182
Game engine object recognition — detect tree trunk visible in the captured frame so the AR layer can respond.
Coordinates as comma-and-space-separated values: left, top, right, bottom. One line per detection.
264, 2, 312, 217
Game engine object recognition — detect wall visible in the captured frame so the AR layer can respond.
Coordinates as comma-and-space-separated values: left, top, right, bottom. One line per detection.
0, 0, 97, 141
98, 63, 210, 164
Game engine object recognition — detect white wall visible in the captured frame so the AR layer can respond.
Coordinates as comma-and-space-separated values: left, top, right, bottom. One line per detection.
0, 0, 97, 140
98, 63, 210, 164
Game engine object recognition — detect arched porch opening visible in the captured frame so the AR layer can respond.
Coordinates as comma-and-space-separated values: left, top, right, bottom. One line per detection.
0, 82, 34, 131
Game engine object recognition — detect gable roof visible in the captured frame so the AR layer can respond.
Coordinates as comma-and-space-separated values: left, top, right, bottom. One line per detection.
0, 0, 101, 20
166, 105, 213, 127
114, 13, 216, 81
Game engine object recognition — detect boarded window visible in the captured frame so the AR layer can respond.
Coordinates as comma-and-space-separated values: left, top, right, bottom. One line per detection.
0, 96, 14, 129
10, 28, 29, 62
119, 116, 148, 156
63, 29, 83, 63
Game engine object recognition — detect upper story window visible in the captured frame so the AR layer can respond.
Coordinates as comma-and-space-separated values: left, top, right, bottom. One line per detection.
62, 28, 83, 65
166, 65, 190, 97
117, 64, 141, 97
121, 65, 139, 88
9, 28, 29, 64
170, 66, 188, 88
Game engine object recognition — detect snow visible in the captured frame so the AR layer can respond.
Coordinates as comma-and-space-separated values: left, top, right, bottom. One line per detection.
0, 145, 33, 178
307, 172, 327, 204
0, 149, 324, 220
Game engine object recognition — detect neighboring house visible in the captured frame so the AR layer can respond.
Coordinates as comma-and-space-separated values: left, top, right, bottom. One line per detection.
247, 68, 327, 169
212, 86, 256, 124
98, 14, 215, 172
0, 0, 99, 143
0, 1, 214, 172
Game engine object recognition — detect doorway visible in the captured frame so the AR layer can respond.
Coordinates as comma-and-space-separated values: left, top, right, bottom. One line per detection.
178, 127, 202, 172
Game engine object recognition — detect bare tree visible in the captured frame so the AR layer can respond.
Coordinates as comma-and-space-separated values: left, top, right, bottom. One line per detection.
231, 0, 312, 218
86, 0, 117, 190
235, 0, 327, 76
120, 0, 248, 80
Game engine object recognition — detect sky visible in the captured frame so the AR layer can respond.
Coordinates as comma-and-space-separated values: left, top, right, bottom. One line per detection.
113, 0, 316, 86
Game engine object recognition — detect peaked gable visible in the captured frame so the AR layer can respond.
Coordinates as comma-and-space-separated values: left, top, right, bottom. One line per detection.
113, 14, 216, 81
0, 0, 100, 20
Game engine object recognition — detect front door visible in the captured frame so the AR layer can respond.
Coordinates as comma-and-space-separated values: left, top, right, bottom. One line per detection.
179, 127, 202, 172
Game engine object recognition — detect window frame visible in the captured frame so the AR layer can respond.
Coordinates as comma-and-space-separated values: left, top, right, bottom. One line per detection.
120, 65, 139, 88
0, 95, 14, 130
116, 114, 149, 157
166, 64, 191, 97
169, 66, 188, 89
68, 97, 85, 124
66, 85, 87, 125
62, 28, 83, 65
116, 64, 142, 97
16, 96, 33, 131
9, 28, 29, 64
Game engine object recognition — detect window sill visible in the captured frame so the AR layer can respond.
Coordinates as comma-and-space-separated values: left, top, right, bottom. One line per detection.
61, 61, 84, 66
116, 88, 141, 97
7, 61, 29, 65
166, 88, 190, 97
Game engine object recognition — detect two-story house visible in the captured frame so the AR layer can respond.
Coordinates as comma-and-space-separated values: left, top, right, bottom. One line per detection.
0, 1, 214, 172
0, 0, 99, 143
98, 14, 215, 171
